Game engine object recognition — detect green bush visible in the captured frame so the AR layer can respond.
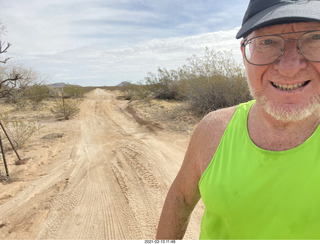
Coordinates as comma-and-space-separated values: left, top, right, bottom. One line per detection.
183, 49, 251, 115
140, 48, 251, 116
26, 85, 50, 108
144, 68, 181, 100
63, 85, 84, 98
50, 98, 80, 120
121, 82, 151, 100
4, 119, 41, 149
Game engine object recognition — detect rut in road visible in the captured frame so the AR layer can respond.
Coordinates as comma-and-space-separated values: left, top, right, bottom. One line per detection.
0, 89, 204, 239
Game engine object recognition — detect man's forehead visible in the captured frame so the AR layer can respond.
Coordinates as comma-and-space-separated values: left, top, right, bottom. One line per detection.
249, 21, 320, 37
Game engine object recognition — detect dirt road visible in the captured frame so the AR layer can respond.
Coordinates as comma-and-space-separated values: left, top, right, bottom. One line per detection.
0, 89, 204, 240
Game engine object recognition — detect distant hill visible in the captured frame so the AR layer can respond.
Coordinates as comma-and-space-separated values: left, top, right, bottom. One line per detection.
48, 82, 67, 88
116, 81, 131, 87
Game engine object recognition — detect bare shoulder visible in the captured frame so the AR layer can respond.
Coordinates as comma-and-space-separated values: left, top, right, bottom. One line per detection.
168, 105, 237, 207
190, 106, 237, 175
200, 106, 237, 131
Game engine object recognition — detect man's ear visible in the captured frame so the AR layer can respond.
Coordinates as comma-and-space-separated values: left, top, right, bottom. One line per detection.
240, 39, 246, 65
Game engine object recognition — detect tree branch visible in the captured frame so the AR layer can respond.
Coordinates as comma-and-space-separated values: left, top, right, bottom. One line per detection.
0, 57, 10, 64
0, 42, 11, 54
0, 41, 11, 64
0, 75, 22, 85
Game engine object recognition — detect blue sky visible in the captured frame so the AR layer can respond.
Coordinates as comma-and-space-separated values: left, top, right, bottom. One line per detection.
1, 0, 249, 86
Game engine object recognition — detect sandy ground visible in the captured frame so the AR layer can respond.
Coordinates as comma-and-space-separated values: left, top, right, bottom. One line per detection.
0, 88, 204, 240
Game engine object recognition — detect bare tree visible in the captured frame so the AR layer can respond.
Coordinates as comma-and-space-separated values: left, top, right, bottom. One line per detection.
0, 22, 46, 101
0, 41, 11, 64
0, 22, 23, 98
6, 66, 46, 104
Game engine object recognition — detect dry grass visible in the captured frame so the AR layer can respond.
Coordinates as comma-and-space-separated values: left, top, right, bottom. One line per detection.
0, 98, 75, 183
129, 98, 201, 136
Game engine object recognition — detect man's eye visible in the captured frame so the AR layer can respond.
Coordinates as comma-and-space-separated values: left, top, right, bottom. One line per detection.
261, 39, 273, 45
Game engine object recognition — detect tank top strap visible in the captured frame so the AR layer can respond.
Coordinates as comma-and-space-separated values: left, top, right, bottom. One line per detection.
199, 100, 255, 187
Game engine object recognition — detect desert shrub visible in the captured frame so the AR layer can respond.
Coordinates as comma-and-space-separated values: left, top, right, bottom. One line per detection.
185, 74, 250, 115
121, 82, 151, 100
26, 85, 50, 108
140, 48, 251, 116
63, 85, 84, 98
121, 48, 251, 116
50, 98, 80, 120
48, 86, 60, 98
182, 49, 251, 115
3, 119, 41, 149
2, 66, 46, 103
144, 68, 181, 100
13, 97, 30, 110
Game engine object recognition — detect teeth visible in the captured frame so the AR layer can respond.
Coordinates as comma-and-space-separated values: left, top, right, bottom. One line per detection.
272, 82, 306, 91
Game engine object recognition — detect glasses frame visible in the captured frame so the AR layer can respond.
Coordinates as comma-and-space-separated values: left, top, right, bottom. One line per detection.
241, 29, 320, 66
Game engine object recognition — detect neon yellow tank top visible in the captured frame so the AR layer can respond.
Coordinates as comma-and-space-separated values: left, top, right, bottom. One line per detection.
199, 100, 320, 239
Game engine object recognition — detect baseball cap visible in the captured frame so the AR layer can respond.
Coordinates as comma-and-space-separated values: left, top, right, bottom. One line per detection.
236, 0, 320, 39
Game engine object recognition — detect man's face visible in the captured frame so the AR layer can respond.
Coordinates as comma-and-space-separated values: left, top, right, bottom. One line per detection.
242, 22, 320, 122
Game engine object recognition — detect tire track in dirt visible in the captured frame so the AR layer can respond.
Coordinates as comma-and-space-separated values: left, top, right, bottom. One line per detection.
0, 88, 204, 240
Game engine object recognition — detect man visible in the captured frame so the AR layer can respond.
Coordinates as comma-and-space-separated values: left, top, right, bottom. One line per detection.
156, 0, 320, 240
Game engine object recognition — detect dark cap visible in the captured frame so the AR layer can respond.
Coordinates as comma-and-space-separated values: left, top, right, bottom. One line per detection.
236, 0, 320, 39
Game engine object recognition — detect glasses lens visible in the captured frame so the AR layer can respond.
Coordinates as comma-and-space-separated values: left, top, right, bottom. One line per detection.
299, 30, 320, 62
245, 35, 284, 65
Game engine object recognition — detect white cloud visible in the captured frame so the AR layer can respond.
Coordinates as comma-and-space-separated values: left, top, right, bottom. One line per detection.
0, 0, 247, 86
8, 27, 242, 86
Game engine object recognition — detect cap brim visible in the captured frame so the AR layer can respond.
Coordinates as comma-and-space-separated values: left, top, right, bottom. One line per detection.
236, 1, 320, 39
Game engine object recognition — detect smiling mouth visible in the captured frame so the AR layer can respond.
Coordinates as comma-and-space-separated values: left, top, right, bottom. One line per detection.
271, 80, 310, 91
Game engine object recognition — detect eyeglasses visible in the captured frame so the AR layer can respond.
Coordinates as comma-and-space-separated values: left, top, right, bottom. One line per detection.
242, 30, 320, 66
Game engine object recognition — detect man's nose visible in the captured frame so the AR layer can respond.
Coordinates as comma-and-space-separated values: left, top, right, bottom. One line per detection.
273, 41, 307, 77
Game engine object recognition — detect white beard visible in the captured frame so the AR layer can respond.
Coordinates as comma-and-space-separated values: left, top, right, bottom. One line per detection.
248, 84, 320, 123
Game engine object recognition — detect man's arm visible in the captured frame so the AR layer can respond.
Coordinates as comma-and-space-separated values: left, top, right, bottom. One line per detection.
156, 106, 237, 239
156, 111, 215, 239
156, 124, 202, 239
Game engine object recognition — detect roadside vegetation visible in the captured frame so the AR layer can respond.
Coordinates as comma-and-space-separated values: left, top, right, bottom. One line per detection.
118, 48, 251, 117
1, 19, 251, 156
0, 22, 83, 155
